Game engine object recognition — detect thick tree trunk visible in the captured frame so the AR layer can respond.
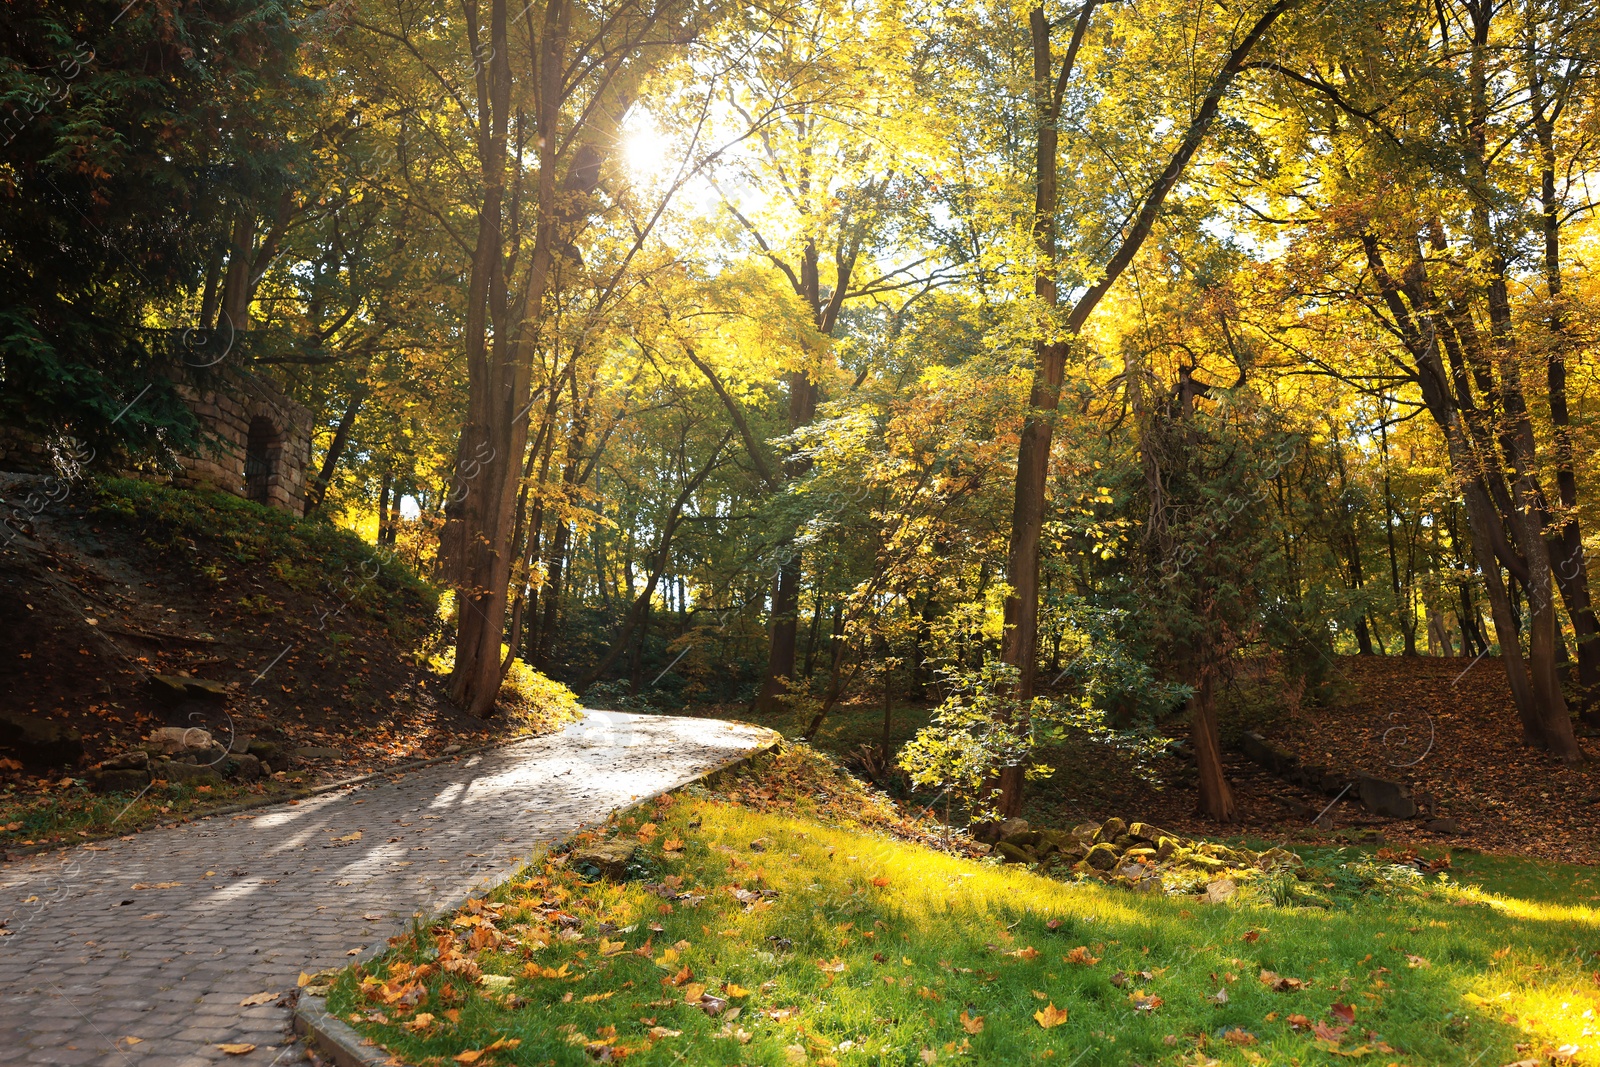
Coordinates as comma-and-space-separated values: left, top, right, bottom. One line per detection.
995, 0, 1289, 817
1190, 661, 1236, 820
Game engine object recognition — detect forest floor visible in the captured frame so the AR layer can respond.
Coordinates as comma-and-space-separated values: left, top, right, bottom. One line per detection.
684, 653, 1600, 866
0, 475, 569, 853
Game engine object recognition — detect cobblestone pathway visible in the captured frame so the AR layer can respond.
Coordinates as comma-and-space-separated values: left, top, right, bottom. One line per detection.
0, 711, 776, 1066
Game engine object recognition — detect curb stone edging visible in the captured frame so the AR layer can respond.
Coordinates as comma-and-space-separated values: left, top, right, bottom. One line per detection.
291, 730, 781, 1066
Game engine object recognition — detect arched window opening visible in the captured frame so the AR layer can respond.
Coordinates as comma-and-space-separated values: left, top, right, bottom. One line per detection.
244, 416, 281, 504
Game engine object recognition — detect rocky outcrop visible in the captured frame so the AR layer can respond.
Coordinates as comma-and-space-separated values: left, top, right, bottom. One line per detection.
0, 711, 83, 768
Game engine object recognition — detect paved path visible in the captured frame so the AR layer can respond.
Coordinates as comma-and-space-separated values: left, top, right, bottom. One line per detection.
0, 711, 775, 1066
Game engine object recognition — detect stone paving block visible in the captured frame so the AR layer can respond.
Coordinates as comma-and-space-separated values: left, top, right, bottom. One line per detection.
1, 712, 773, 1064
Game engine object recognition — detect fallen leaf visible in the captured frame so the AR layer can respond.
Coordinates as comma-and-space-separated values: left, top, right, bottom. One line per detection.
1406, 954, 1430, 969
1130, 991, 1164, 1012
817, 958, 846, 974
1286, 1014, 1313, 1030
217, 1045, 256, 1056
1221, 1028, 1258, 1046
662, 837, 684, 852
238, 992, 278, 1006
871, 876, 891, 887
1007, 946, 1041, 961
1065, 946, 1100, 965
1208, 988, 1229, 1005
960, 1010, 984, 1034
1259, 969, 1306, 992
724, 983, 752, 998
649, 1026, 682, 1038
1242, 929, 1261, 943
1330, 1002, 1356, 1023
1034, 1003, 1069, 1029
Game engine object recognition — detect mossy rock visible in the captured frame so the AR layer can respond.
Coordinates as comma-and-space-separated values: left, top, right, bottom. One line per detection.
1123, 846, 1157, 861
1155, 836, 1180, 861
1085, 843, 1120, 870
1094, 817, 1128, 844
996, 841, 1037, 865
1128, 821, 1168, 843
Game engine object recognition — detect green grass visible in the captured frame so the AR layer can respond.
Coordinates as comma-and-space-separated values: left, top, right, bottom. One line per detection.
89, 476, 439, 644
0, 771, 319, 849
325, 770, 1600, 1066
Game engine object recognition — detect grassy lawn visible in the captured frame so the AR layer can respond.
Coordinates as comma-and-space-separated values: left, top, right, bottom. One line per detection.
325, 750, 1600, 1067
0, 772, 320, 850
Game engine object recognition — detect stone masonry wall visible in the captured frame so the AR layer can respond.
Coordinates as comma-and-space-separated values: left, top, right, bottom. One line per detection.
170, 367, 314, 514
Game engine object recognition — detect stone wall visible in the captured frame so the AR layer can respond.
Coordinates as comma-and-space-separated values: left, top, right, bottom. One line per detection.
170, 367, 314, 514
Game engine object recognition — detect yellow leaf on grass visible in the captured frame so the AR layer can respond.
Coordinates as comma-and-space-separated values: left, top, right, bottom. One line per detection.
725, 983, 752, 998
960, 1010, 985, 1034
655, 947, 680, 967
637, 822, 659, 842
1034, 1003, 1069, 1029
649, 1026, 683, 1038
597, 937, 627, 956
818, 959, 846, 974
217, 1045, 256, 1055
455, 1038, 520, 1063
582, 992, 614, 1004
663, 837, 684, 852
1008, 946, 1041, 960
683, 982, 708, 1003
1064, 946, 1100, 965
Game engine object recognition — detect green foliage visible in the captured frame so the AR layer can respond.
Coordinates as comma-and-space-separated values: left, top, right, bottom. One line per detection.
897, 659, 1053, 820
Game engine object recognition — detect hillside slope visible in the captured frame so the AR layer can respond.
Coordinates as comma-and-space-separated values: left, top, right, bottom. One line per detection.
0, 474, 565, 849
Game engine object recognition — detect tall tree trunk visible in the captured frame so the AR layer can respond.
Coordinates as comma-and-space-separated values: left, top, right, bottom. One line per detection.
996, 0, 1290, 816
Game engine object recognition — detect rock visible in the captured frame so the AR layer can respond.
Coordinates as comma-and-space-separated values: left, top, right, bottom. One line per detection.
1255, 847, 1304, 870
149, 726, 214, 753
1424, 817, 1461, 834
90, 766, 150, 793
1239, 731, 1300, 775
221, 753, 262, 782
246, 739, 284, 764
99, 751, 149, 771
996, 841, 1035, 864
997, 817, 1029, 839
1204, 878, 1237, 904
1127, 822, 1167, 843
570, 839, 639, 880
1356, 773, 1417, 819
1093, 817, 1128, 844
229, 733, 253, 754
0, 710, 84, 768
294, 746, 343, 761
1085, 843, 1120, 870
1112, 833, 1141, 849
150, 675, 229, 701
1069, 822, 1101, 844
1123, 846, 1157, 861
151, 759, 222, 786
1155, 836, 1180, 862
190, 743, 230, 767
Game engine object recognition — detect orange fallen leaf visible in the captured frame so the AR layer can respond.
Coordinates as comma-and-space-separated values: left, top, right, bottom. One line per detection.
1008, 946, 1041, 961
871, 876, 890, 887
238, 992, 278, 1007
960, 1011, 984, 1034
217, 1045, 256, 1056
662, 837, 684, 852
1064, 946, 1100, 965
1034, 1003, 1069, 1029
